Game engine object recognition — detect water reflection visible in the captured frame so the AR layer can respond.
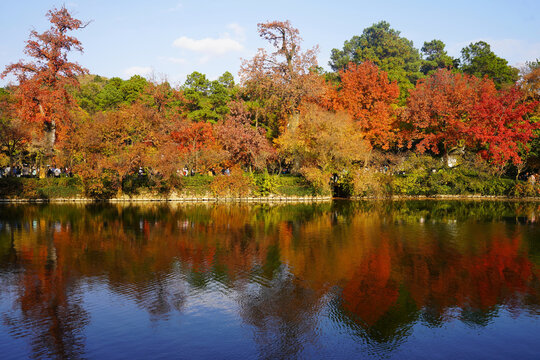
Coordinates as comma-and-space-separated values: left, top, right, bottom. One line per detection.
0, 201, 539, 359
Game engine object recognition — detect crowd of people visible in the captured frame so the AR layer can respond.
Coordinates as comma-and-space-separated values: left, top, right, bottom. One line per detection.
0, 165, 73, 178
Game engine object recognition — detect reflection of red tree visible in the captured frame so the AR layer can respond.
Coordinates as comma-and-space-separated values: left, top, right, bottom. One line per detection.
10, 228, 88, 359
338, 228, 539, 327
455, 235, 533, 310
341, 242, 399, 325
402, 233, 536, 313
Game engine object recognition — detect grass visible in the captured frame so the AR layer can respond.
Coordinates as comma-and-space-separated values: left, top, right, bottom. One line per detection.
0, 177, 84, 199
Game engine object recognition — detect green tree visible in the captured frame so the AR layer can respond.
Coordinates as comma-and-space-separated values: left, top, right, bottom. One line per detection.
120, 75, 147, 103
181, 71, 233, 123
329, 21, 422, 99
74, 75, 106, 113
420, 39, 456, 75
460, 41, 519, 89
218, 71, 235, 89
96, 77, 125, 109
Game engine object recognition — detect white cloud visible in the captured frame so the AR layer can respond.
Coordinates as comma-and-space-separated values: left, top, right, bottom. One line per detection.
172, 36, 244, 55
226, 23, 245, 41
124, 66, 153, 78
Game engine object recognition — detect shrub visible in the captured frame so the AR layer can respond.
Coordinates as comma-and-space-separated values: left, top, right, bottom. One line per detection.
251, 172, 279, 196
84, 169, 120, 199
181, 175, 214, 195
121, 174, 157, 195
301, 167, 332, 195
210, 170, 253, 197
512, 182, 539, 197
273, 175, 318, 197
0, 177, 84, 199
351, 169, 392, 197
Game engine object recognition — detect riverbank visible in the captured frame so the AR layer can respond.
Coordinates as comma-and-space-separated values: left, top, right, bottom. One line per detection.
0, 195, 332, 203
1, 174, 540, 202
3, 194, 540, 203
0, 175, 327, 202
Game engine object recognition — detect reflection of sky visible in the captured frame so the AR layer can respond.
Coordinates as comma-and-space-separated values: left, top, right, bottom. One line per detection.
82, 282, 258, 360
4, 275, 539, 360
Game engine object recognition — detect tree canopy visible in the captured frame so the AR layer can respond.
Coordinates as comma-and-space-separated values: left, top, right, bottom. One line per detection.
1, 6, 88, 154
460, 41, 519, 89
329, 21, 423, 99
420, 39, 456, 75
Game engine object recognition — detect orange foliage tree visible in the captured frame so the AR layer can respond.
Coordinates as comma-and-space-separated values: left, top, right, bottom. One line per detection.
325, 61, 400, 150
1, 6, 88, 155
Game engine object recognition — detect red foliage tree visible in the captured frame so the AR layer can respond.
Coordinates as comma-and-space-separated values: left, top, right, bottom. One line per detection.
171, 121, 225, 173
405, 69, 539, 165
1, 6, 88, 155
470, 86, 539, 165
403, 69, 485, 156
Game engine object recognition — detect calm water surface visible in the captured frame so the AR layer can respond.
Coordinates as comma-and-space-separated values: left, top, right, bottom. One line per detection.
0, 201, 539, 359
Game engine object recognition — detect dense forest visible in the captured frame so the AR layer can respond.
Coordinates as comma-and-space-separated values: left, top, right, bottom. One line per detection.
0, 7, 539, 198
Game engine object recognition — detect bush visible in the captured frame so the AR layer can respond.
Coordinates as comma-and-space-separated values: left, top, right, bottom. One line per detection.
210, 170, 253, 197
512, 182, 540, 197
301, 167, 332, 195
251, 172, 279, 196
84, 169, 120, 199
181, 175, 213, 195
273, 175, 318, 197
0, 177, 84, 199
121, 174, 157, 195
350, 169, 392, 197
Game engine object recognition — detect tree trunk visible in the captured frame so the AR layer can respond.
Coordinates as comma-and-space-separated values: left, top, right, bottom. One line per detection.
363, 149, 372, 168
44, 120, 56, 156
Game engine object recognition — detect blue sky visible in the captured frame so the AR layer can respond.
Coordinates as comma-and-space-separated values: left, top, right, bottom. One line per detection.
1, 0, 539, 86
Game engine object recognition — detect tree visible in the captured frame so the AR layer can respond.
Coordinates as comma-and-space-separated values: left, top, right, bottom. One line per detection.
521, 60, 540, 107
404, 69, 539, 168
329, 21, 422, 99
460, 41, 519, 89
420, 39, 456, 75
143, 79, 181, 115
324, 61, 400, 150
181, 71, 233, 123
74, 75, 107, 114
0, 118, 30, 166
171, 121, 225, 173
215, 101, 275, 171
1, 6, 88, 155
470, 86, 539, 168
403, 69, 491, 157
276, 104, 370, 193
239, 20, 322, 137
520, 60, 540, 172
98, 77, 125, 109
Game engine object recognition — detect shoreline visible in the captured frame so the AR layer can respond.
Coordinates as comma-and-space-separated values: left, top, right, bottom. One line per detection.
0, 195, 333, 203
2, 194, 540, 203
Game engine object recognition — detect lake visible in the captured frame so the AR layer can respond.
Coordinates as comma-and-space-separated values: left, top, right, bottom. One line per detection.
0, 201, 539, 359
